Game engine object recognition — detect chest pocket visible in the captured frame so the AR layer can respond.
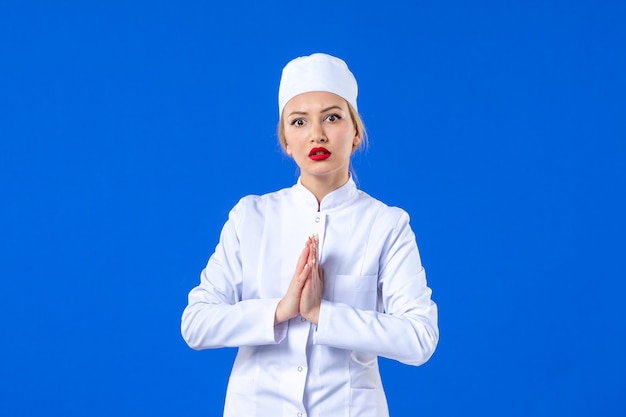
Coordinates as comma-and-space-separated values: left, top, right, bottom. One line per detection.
331, 274, 379, 311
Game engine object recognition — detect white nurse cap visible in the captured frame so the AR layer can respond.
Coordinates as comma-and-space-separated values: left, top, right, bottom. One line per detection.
278, 53, 358, 116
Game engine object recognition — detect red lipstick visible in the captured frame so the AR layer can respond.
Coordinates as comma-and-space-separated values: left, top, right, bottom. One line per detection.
309, 147, 331, 161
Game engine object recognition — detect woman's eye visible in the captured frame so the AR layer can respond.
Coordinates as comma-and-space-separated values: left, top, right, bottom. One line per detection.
290, 118, 305, 126
325, 114, 341, 122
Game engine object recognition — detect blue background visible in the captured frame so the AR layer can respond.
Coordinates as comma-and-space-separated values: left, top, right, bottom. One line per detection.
1, 1, 625, 415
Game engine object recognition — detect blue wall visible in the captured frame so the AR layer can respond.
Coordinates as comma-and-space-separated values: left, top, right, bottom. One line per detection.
1, 1, 625, 415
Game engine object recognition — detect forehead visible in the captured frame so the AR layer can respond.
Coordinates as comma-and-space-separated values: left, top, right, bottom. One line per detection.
283, 91, 348, 113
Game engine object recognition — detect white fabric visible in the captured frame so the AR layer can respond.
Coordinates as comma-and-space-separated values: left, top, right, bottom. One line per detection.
181, 177, 439, 417
278, 53, 358, 116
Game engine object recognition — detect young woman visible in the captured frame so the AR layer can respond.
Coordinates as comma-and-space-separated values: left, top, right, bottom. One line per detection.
182, 53, 439, 417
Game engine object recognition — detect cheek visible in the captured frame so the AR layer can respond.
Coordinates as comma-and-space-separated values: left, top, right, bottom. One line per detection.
282, 125, 292, 154
283, 134, 299, 157
284, 129, 305, 152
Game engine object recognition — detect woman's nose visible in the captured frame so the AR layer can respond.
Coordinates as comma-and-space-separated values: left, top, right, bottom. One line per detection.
310, 123, 327, 142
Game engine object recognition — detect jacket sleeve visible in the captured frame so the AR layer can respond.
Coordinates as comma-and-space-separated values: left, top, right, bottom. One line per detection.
313, 209, 439, 366
181, 200, 287, 350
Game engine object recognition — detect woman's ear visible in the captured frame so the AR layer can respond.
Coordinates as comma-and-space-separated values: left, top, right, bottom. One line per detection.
352, 133, 362, 151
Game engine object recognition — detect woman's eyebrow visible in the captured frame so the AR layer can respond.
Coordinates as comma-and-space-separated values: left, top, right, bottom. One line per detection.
320, 105, 342, 113
287, 105, 343, 118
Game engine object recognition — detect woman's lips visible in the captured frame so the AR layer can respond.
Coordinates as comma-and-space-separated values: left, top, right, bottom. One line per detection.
309, 147, 331, 161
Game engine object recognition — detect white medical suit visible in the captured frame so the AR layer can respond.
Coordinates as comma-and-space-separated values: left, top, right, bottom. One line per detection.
182, 177, 439, 416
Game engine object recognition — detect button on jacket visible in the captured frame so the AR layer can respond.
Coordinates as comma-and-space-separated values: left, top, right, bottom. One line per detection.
181, 177, 439, 417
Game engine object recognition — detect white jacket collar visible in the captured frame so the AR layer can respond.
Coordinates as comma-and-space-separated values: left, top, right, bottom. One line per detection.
293, 176, 358, 211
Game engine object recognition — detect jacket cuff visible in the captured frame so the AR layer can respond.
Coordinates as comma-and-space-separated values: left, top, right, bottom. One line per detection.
269, 298, 288, 343
312, 299, 332, 344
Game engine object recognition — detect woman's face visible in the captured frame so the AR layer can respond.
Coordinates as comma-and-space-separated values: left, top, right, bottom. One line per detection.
282, 91, 361, 186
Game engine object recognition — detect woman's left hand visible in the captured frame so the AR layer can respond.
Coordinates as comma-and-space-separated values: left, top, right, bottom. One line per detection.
300, 235, 324, 325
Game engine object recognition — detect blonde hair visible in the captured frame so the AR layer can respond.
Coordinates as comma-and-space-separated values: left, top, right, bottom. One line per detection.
277, 101, 367, 154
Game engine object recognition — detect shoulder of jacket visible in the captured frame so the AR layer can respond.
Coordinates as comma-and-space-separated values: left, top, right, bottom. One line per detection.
229, 187, 291, 218
356, 191, 410, 224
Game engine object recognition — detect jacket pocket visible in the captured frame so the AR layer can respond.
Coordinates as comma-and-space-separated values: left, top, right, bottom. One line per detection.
350, 387, 385, 416
224, 376, 255, 414
332, 274, 378, 311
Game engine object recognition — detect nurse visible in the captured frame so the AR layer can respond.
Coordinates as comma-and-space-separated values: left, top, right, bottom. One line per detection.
181, 53, 439, 417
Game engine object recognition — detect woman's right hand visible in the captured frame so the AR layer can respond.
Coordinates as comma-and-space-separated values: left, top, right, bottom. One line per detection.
274, 241, 311, 324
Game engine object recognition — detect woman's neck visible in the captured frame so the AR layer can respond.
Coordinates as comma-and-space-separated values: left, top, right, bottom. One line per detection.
300, 172, 350, 209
